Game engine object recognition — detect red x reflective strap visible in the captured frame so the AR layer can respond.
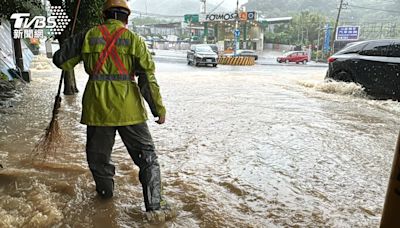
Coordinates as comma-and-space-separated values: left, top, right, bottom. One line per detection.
92, 25, 128, 75
98, 25, 129, 75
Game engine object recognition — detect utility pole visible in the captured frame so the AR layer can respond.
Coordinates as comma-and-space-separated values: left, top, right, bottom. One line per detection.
189, 17, 192, 46
316, 25, 321, 62
10, 22, 24, 76
10, 19, 31, 82
234, 0, 239, 56
200, 0, 207, 44
243, 20, 247, 49
330, 0, 344, 53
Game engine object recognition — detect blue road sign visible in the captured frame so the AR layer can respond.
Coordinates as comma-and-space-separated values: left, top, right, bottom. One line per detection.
336, 26, 360, 41
323, 24, 331, 53
234, 29, 240, 37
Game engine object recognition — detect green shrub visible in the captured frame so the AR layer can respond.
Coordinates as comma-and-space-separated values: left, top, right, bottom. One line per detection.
0, 72, 8, 81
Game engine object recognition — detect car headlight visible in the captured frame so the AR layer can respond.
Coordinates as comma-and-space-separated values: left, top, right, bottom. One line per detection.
196, 54, 204, 58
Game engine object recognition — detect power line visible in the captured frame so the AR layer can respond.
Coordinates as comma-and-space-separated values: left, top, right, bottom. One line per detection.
209, 0, 225, 14
331, 0, 344, 52
131, 10, 184, 18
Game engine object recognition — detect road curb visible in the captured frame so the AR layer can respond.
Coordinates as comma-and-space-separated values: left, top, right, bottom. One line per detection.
219, 56, 255, 66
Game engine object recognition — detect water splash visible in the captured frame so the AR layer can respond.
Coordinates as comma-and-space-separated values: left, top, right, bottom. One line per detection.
297, 80, 367, 98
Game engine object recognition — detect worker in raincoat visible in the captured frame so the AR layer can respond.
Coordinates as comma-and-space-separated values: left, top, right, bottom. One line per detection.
53, 0, 173, 222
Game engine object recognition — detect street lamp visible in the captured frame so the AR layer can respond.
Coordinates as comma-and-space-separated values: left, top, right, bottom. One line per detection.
200, 0, 207, 43
200, 0, 206, 14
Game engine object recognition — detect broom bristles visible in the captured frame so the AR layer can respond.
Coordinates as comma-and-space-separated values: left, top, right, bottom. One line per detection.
32, 94, 64, 160
32, 117, 63, 160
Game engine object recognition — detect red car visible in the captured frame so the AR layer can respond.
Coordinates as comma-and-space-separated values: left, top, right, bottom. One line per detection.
277, 51, 309, 64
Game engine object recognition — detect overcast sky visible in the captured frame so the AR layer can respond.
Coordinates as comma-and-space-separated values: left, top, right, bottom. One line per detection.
208, 0, 249, 11
129, 0, 250, 11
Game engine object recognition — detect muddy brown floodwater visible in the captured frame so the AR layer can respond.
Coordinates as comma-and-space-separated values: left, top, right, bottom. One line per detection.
0, 61, 399, 227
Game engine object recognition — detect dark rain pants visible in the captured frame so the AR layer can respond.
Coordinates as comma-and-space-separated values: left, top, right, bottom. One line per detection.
86, 122, 162, 211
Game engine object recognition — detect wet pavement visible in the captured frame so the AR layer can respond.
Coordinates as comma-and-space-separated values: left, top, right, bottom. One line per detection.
0, 55, 399, 227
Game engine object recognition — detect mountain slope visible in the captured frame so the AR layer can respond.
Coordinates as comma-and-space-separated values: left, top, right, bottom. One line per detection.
244, 0, 400, 22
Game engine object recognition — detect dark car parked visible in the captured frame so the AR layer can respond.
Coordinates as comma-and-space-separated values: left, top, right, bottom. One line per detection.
326, 39, 400, 100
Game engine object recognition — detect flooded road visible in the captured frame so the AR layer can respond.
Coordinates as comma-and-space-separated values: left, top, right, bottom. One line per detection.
0, 58, 399, 227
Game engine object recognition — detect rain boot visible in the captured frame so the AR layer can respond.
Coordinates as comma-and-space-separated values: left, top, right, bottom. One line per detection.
144, 200, 177, 223
95, 178, 114, 199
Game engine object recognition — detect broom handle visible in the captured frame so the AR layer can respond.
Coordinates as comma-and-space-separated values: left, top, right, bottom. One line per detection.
56, 71, 64, 96
71, 0, 81, 36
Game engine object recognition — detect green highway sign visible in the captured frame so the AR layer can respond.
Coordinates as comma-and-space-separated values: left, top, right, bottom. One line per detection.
184, 14, 199, 23
261, 21, 268, 27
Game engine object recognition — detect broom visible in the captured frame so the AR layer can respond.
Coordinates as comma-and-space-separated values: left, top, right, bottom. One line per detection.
33, 0, 82, 159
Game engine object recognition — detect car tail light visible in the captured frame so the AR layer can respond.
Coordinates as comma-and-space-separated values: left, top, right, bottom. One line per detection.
327, 57, 336, 63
